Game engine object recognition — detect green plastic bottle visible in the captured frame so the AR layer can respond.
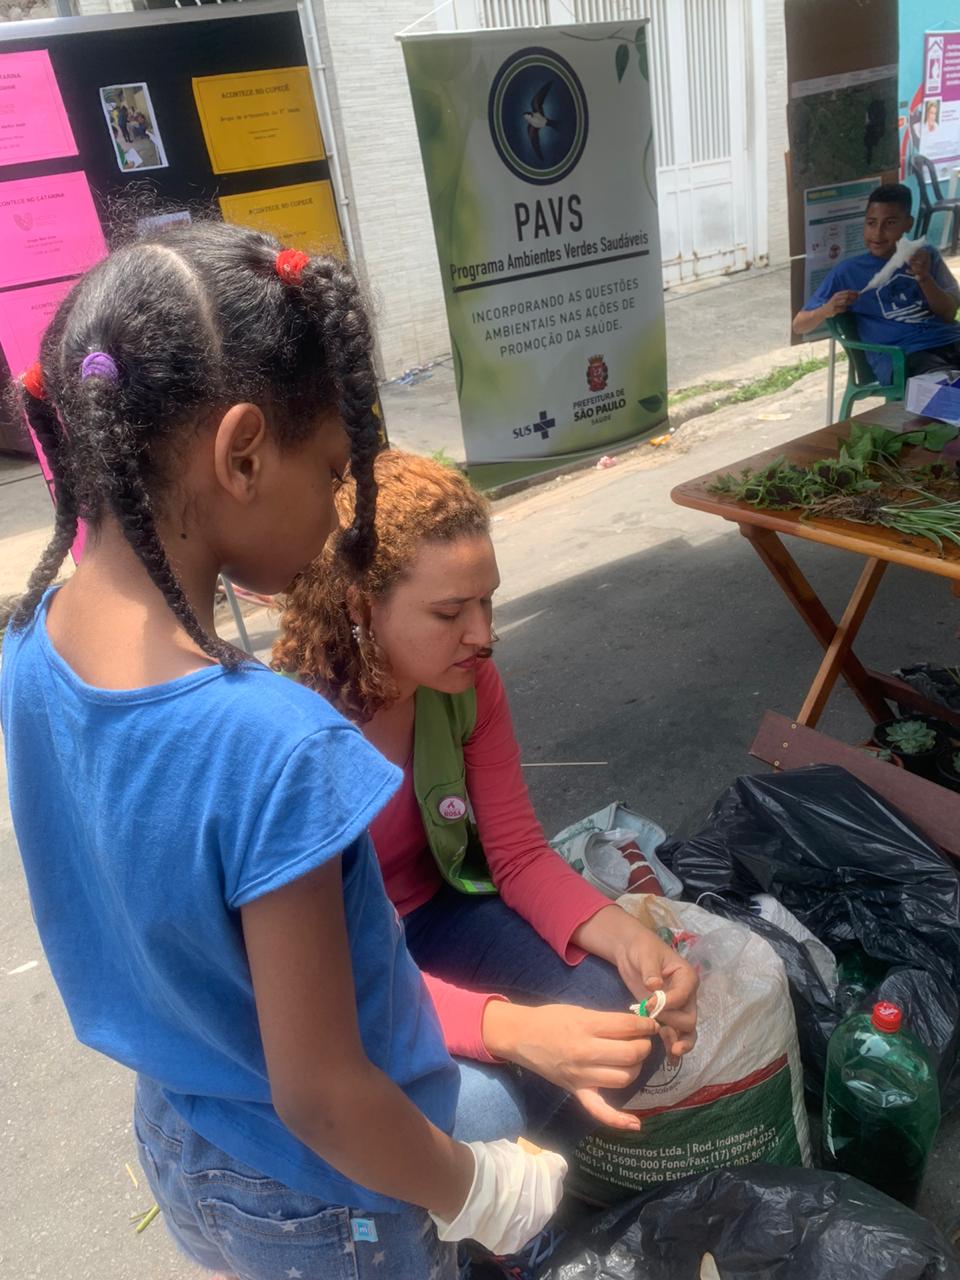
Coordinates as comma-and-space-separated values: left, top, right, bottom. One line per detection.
822, 1001, 940, 1206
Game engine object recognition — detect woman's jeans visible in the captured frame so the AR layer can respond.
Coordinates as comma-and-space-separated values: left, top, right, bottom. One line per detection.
133, 1075, 458, 1279
404, 887, 662, 1150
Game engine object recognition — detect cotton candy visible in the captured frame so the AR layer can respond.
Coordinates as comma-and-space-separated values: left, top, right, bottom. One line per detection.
861, 235, 928, 292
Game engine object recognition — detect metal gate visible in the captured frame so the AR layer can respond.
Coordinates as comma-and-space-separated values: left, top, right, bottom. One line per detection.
450, 0, 763, 284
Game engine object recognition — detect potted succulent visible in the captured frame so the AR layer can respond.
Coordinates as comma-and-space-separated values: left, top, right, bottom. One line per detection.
936, 749, 960, 793
859, 743, 904, 768
873, 716, 949, 778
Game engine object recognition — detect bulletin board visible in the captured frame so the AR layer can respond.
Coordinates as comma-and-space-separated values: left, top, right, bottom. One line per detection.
0, 0, 346, 455
784, 0, 899, 338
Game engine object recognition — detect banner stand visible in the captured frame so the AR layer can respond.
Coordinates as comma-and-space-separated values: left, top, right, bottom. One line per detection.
400, 19, 667, 488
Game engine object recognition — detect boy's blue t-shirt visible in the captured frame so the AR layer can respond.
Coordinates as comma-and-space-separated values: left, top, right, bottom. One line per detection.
0, 592, 458, 1209
804, 247, 960, 382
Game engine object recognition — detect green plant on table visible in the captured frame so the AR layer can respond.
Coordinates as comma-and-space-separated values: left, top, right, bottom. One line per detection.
874, 497, 960, 551
709, 422, 960, 549
711, 457, 880, 510
884, 720, 938, 756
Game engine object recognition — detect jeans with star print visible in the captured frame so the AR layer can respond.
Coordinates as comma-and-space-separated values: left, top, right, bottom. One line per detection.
133, 1075, 458, 1280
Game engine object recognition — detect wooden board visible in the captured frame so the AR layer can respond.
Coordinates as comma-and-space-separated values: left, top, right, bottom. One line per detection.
671, 407, 960, 582
750, 711, 960, 862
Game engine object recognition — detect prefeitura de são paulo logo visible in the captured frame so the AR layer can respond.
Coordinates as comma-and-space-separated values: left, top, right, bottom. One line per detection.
587, 355, 608, 392
488, 47, 589, 185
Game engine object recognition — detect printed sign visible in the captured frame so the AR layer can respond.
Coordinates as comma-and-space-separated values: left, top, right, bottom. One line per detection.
0, 277, 75, 375
193, 67, 325, 174
802, 177, 878, 315
0, 50, 77, 168
219, 179, 342, 253
400, 23, 666, 487
0, 171, 106, 290
918, 31, 960, 174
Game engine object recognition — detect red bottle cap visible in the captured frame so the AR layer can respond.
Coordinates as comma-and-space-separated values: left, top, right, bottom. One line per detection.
871, 1001, 902, 1033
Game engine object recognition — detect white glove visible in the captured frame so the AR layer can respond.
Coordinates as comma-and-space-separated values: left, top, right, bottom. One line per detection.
429, 1138, 567, 1256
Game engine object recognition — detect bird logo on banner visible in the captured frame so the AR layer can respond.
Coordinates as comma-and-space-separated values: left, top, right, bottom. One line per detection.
523, 81, 558, 161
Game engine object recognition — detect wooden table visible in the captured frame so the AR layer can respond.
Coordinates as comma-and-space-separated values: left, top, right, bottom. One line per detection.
671, 402, 960, 858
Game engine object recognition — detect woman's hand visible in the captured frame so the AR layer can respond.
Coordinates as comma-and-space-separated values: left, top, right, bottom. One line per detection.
573, 906, 699, 1056
482, 999, 659, 1130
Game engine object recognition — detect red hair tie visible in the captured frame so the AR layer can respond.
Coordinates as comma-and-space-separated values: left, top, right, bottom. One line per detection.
275, 248, 310, 284
22, 361, 45, 401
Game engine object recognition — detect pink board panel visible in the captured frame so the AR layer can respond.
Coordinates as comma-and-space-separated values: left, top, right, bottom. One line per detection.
0, 171, 106, 289
0, 50, 78, 168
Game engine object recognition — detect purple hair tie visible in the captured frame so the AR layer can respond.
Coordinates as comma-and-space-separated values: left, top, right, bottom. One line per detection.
80, 351, 119, 382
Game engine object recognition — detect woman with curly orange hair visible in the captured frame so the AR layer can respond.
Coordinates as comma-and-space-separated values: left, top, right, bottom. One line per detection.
274, 450, 697, 1146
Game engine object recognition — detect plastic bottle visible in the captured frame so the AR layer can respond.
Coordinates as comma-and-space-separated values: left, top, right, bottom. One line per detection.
822, 1001, 940, 1206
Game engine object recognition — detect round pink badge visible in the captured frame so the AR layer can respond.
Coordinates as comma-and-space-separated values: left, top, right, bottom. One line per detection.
438, 796, 467, 821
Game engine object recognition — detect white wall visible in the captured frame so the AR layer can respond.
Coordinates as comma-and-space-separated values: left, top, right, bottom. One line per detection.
764, 0, 789, 264
317, 0, 452, 378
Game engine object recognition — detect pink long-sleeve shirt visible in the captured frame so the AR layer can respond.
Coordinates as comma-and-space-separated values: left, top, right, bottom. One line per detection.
368, 658, 611, 1062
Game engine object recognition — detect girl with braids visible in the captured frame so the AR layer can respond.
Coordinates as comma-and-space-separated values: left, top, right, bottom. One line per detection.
273, 451, 698, 1152
0, 223, 565, 1279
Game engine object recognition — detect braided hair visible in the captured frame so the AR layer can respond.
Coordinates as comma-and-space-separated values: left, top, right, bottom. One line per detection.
12, 222, 382, 667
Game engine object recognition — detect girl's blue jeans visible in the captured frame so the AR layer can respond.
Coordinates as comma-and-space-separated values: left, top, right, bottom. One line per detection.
134, 1075, 458, 1279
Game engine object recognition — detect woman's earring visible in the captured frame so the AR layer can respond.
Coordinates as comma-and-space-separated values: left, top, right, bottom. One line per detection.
351, 623, 362, 643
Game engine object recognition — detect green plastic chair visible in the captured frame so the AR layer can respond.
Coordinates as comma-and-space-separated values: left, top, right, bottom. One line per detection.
825, 314, 906, 421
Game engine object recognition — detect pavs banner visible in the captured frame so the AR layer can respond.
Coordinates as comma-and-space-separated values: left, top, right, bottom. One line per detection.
399, 22, 666, 487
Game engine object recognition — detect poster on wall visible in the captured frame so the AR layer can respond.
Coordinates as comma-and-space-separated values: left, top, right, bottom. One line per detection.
219, 179, 342, 254
898, 3, 959, 188
916, 31, 960, 174
802, 177, 878, 336
0, 49, 77, 168
192, 66, 325, 174
400, 22, 666, 488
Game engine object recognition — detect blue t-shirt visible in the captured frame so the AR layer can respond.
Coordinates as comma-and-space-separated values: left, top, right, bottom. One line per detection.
0, 592, 458, 1209
804, 248, 960, 382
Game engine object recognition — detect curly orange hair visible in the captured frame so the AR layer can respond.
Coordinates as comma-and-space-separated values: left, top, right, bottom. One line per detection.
272, 449, 490, 722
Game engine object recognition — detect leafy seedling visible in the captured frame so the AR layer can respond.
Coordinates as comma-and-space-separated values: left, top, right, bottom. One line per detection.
884, 720, 938, 755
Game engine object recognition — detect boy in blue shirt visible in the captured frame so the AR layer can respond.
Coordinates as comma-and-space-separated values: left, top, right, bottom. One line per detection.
793, 183, 960, 381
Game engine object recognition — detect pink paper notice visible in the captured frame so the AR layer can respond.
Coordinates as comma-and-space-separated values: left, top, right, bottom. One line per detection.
0, 278, 86, 560
0, 50, 78, 168
0, 171, 106, 289
0, 277, 74, 375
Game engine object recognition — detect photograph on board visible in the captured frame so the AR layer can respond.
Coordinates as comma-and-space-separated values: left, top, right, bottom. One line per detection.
99, 83, 169, 173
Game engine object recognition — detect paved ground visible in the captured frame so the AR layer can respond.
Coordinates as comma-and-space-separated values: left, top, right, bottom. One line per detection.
3, 265, 960, 1275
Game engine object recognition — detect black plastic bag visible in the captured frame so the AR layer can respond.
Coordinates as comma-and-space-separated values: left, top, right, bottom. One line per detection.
656, 767, 960, 1107
540, 1165, 960, 1279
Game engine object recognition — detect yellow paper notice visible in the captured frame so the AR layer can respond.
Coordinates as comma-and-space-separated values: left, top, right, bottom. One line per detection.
193, 67, 325, 174
219, 180, 343, 254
